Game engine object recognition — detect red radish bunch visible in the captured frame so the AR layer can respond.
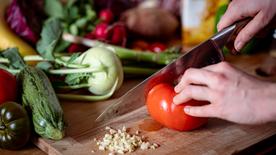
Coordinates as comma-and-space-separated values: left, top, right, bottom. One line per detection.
99, 9, 114, 23
68, 9, 128, 53
108, 23, 127, 46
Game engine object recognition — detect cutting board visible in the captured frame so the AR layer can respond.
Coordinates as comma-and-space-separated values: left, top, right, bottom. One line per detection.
33, 52, 276, 155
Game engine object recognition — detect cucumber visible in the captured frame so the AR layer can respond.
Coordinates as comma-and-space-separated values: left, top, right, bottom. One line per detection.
19, 66, 64, 140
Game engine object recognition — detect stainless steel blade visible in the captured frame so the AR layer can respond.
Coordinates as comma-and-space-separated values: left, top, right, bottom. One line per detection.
95, 19, 249, 123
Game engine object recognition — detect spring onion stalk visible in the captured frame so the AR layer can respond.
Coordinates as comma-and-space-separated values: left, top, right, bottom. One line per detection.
62, 33, 179, 65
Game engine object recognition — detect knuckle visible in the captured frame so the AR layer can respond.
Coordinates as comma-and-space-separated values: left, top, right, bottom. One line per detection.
239, 31, 252, 42
219, 62, 232, 70
213, 73, 227, 86
185, 68, 196, 76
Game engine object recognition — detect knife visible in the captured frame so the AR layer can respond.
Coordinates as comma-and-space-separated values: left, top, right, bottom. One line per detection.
95, 18, 250, 123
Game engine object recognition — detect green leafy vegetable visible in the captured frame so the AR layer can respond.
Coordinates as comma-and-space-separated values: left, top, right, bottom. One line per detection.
37, 18, 62, 60
65, 73, 92, 86
0, 48, 26, 70
44, 0, 65, 19
36, 62, 53, 71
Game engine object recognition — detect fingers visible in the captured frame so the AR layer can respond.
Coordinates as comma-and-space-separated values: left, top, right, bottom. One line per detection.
174, 68, 218, 93
217, 1, 248, 31
184, 104, 218, 118
173, 85, 212, 105
202, 61, 233, 73
234, 11, 272, 51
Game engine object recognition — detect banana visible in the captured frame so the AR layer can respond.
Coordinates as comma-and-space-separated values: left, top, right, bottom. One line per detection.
0, 0, 37, 56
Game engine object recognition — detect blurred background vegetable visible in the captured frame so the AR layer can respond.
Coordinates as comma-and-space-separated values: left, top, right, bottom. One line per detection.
0, 0, 36, 56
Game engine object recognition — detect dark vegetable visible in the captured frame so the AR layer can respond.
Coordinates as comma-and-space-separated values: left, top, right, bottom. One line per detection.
19, 67, 65, 140
121, 7, 179, 39
0, 102, 31, 150
94, 0, 138, 17
5, 0, 44, 45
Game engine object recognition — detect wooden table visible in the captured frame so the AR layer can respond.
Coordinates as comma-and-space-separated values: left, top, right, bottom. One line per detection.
1, 51, 276, 155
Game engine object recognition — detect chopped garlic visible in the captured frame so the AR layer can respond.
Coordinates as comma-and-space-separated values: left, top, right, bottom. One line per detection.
95, 126, 159, 154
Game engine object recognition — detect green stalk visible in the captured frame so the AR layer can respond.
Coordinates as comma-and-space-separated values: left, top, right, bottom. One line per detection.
57, 78, 118, 101
123, 66, 159, 76
62, 33, 179, 65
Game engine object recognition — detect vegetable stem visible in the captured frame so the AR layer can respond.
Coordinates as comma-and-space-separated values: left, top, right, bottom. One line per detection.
56, 84, 91, 89
55, 57, 89, 68
49, 67, 103, 74
57, 78, 118, 101
0, 58, 9, 64
62, 33, 179, 65
24, 55, 46, 62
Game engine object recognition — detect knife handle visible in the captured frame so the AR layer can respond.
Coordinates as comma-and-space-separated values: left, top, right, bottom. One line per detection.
224, 18, 251, 54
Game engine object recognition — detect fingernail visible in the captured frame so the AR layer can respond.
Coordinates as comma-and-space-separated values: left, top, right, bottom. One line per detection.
217, 23, 222, 31
235, 41, 243, 51
174, 86, 180, 93
173, 97, 179, 104
184, 106, 190, 114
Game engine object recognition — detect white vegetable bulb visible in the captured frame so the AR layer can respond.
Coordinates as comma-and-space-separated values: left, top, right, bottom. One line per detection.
75, 47, 124, 95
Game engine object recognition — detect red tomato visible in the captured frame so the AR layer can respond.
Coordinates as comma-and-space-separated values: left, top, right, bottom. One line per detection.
148, 42, 166, 53
0, 69, 17, 104
146, 83, 208, 131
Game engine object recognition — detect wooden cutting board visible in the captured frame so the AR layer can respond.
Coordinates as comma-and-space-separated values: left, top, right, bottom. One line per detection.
33, 52, 276, 155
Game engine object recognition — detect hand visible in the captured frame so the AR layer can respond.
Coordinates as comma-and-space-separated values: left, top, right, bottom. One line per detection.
217, 0, 276, 51
173, 62, 276, 125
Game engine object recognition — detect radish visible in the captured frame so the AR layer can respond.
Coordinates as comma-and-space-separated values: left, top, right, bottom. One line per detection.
108, 23, 127, 46
99, 9, 114, 23
93, 23, 108, 40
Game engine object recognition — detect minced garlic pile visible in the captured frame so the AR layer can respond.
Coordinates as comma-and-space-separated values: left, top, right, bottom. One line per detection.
94, 126, 159, 154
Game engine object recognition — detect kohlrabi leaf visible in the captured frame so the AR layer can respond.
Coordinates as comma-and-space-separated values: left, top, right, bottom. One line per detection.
67, 53, 80, 64
1, 48, 26, 70
36, 61, 53, 71
65, 73, 92, 86
44, 0, 65, 19
37, 18, 62, 60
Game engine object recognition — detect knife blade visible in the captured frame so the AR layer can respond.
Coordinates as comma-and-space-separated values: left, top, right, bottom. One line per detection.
95, 19, 250, 123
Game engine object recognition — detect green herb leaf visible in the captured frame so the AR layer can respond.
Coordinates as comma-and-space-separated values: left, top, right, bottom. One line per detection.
44, 0, 65, 19
67, 53, 80, 64
36, 62, 53, 71
0, 48, 26, 70
37, 18, 62, 60
65, 73, 92, 86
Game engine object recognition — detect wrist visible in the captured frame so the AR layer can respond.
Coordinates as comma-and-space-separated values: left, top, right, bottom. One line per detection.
264, 83, 276, 123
